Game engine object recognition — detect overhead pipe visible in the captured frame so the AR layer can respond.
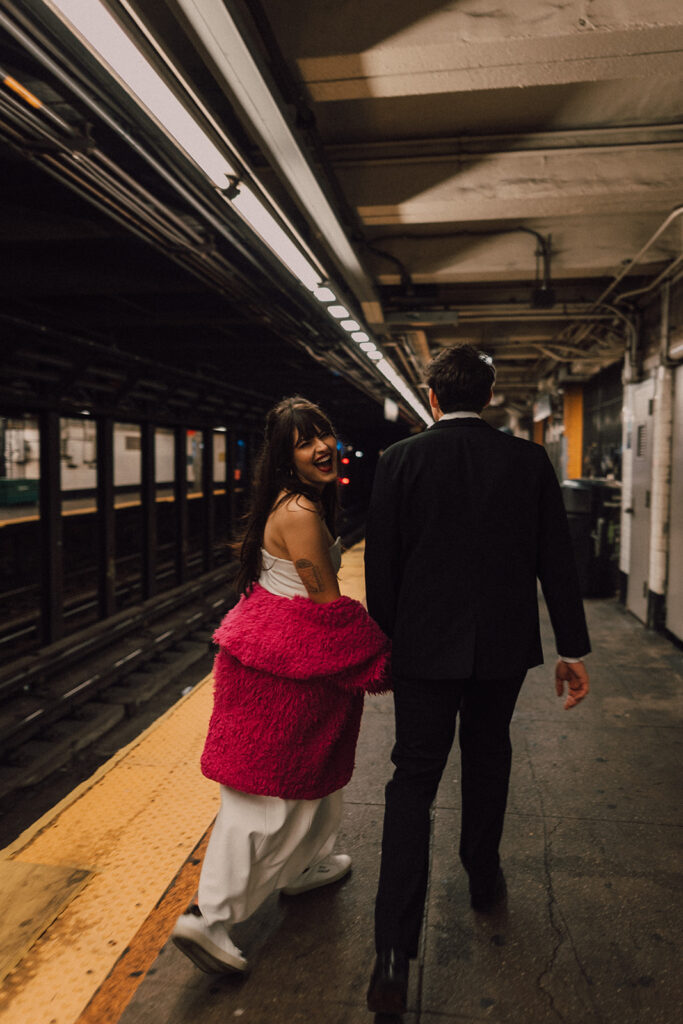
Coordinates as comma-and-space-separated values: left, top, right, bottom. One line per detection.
0, 6, 286, 296
594, 205, 683, 310
370, 226, 554, 307
457, 312, 615, 323
553, 205, 683, 362
614, 254, 683, 306
659, 279, 683, 368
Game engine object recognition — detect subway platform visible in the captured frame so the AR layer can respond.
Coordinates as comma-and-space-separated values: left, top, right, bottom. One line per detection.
0, 542, 681, 1024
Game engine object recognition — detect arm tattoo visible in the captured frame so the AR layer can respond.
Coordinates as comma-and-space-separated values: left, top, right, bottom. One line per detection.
295, 558, 326, 594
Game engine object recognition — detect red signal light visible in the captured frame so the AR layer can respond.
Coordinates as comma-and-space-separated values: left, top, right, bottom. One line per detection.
341, 456, 350, 464
339, 477, 350, 485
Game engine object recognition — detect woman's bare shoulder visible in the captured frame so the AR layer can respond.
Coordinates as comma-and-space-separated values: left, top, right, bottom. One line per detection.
266, 491, 320, 546
275, 491, 321, 518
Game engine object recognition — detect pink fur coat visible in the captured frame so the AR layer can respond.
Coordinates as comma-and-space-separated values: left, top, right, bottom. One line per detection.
201, 583, 391, 799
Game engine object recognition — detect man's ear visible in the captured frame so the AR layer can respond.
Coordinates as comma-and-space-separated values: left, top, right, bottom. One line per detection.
429, 388, 442, 418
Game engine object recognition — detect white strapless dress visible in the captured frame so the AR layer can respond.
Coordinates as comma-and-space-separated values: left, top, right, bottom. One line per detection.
198, 539, 345, 932
258, 537, 342, 598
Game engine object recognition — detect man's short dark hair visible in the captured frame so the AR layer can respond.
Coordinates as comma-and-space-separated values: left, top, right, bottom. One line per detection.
425, 344, 496, 413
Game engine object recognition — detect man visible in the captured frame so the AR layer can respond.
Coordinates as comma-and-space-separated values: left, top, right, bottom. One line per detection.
364, 345, 590, 1016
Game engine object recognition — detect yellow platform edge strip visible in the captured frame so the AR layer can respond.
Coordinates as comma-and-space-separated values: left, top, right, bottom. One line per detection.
0, 673, 220, 1024
2, 675, 211, 862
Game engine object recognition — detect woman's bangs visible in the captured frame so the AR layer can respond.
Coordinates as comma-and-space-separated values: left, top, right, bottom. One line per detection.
292, 405, 334, 443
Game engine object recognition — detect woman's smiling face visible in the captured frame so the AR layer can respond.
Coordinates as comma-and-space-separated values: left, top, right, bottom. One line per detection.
292, 427, 337, 491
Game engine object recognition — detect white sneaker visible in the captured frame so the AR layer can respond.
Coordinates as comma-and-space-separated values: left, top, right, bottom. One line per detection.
281, 854, 352, 895
171, 907, 248, 974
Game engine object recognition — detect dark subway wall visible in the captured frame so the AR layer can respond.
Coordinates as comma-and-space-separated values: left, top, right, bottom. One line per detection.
582, 361, 624, 480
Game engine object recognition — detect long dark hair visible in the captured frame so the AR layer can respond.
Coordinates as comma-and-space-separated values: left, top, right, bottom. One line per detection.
235, 396, 339, 595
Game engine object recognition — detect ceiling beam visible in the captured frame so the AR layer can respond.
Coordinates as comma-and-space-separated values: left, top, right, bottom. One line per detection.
365, 212, 679, 284
335, 144, 682, 226
326, 123, 683, 161
290, 2, 683, 101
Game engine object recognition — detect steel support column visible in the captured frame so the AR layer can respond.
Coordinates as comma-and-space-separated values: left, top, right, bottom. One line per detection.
39, 410, 63, 643
228, 430, 238, 534
97, 416, 116, 619
141, 421, 157, 599
202, 428, 215, 572
174, 426, 188, 584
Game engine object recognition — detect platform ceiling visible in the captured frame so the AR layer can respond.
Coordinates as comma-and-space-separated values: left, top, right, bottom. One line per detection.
1, 0, 682, 428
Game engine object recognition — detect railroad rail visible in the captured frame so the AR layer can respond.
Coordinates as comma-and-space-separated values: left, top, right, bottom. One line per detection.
0, 563, 237, 807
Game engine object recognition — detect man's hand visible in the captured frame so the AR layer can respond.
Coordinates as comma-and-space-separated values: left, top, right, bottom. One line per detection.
555, 659, 589, 710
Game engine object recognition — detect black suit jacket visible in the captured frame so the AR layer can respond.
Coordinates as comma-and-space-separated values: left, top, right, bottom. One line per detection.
364, 417, 590, 679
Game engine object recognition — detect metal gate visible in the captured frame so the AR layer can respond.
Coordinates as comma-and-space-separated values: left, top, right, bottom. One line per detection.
626, 378, 655, 622
666, 365, 683, 641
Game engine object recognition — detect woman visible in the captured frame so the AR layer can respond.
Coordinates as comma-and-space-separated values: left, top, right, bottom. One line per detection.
172, 396, 390, 974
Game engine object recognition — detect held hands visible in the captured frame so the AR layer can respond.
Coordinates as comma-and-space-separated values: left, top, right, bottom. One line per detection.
555, 659, 590, 710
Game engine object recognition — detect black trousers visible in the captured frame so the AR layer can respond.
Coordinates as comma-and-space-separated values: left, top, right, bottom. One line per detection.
374, 671, 526, 956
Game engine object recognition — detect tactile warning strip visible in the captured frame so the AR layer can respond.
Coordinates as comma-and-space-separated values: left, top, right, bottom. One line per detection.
0, 543, 367, 1024
0, 861, 91, 982
0, 677, 219, 1024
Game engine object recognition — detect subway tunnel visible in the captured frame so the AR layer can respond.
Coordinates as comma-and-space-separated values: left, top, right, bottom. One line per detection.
0, 2, 682, 1022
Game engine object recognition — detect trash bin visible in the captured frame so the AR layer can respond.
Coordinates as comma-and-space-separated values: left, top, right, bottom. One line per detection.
561, 478, 621, 597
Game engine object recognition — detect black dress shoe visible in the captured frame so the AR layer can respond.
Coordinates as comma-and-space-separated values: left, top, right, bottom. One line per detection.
470, 867, 507, 912
366, 948, 409, 1014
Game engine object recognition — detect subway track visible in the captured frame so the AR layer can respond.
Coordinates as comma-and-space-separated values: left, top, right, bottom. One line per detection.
0, 564, 237, 845
0, 488, 239, 663
0, 545, 218, 660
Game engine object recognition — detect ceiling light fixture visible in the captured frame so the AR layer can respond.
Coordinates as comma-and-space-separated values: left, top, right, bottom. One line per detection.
376, 359, 432, 425
49, 0, 237, 189
313, 286, 336, 303
327, 305, 350, 320
340, 319, 361, 332
48, 0, 324, 294
231, 184, 321, 291
173, 0, 378, 307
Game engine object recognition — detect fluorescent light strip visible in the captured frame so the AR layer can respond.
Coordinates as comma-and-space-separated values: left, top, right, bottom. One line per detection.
338, 323, 430, 421
50, 1, 325, 293
340, 319, 360, 332
174, 0, 378, 303
50, 0, 236, 189
231, 186, 320, 291
49, 1, 428, 423
376, 359, 432, 425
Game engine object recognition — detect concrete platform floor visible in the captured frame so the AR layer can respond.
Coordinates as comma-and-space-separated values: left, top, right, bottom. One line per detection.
118, 555, 682, 1024
2, 542, 682, 1024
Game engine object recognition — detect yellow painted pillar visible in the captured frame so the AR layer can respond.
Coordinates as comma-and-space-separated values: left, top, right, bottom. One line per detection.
563, 385, 584, 479
533, 419, 545, 446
